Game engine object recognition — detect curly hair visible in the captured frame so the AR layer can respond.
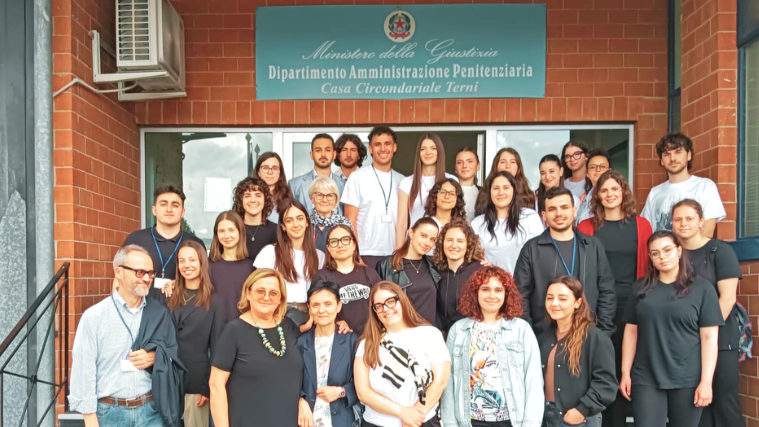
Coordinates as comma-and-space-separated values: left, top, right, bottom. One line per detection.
424, 178, 467, 220
432, 219, 485, 271
334, 133, 367, 168
656, 132, 694, 170
233, 177, 274, 221
458, 266, 523, 321
590, 170, 636, 230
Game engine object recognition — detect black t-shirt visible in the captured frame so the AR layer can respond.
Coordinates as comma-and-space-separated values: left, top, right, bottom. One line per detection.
313, 266, 381, 336
594, 219, 638, 316
244, 221, 278, 262
554, 237, 580, 277
685, 239, 742, 350
211, 317, 303, 427
403, 259, 437, 325
209, 259, 256, 320
625, 277, 724, 389
123, 227, 206, 280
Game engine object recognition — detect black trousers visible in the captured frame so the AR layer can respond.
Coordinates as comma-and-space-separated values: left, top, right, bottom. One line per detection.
602, 315, 632, 427
698, 349, 745, 427
631, 385, 701, 427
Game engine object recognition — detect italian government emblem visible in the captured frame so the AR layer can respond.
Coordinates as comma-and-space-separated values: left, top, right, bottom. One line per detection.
384, 10, 415, 42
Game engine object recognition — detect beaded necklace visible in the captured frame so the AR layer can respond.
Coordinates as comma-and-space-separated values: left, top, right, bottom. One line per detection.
255, 322, 287, 357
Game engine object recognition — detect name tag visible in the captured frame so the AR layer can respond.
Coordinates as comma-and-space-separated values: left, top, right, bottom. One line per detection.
120, 359, 138, 372
381, 214, 392, 223
153, 277, 170, 289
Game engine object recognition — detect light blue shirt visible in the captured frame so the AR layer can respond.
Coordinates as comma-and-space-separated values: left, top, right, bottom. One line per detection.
68, 291, 152, 414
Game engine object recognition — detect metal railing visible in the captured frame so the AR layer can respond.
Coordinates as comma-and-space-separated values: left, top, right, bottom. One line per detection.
0, 262, 70, 427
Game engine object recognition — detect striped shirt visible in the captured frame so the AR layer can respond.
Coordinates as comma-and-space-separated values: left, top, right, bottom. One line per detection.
68, 290, 152, 414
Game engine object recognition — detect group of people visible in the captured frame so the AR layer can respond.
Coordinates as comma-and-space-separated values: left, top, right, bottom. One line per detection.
68, 127, 744, 427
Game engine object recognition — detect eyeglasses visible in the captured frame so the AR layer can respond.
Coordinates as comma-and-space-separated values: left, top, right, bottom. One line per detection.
253, 288, 281, 300
260, 166, 280, 174
119, 265, 157, 280
313, 192, 337, 202
588, 164, 609, 172
327, 236, 353, 248
438, 190, 457, 199
372, 296, 400, 313
649, 245, 677, 259
564, 151, 585, 161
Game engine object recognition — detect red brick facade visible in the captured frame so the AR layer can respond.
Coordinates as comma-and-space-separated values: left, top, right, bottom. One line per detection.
50, 0, 754, 423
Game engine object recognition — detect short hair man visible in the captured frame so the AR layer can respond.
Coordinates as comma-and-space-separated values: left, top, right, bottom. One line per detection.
69, 245, 183, 427
575, 148, 611, 223
341, 126, 405, 270
514, 187, 616, 336
289, 133, 346, 214
123, 184, 206, 291
334, 133, 367, 180
641, 133, 726, 236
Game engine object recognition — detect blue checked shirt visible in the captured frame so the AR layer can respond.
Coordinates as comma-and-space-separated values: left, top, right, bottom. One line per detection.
68, 291, 152, 414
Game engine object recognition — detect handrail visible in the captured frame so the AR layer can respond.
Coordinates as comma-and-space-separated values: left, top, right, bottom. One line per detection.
0, 263, 70, 356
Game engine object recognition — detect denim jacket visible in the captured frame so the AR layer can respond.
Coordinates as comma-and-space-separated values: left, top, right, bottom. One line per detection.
441, 317, 544, 427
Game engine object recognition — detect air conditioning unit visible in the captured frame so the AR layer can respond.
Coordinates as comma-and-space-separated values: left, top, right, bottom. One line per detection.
90, 0, 186, 101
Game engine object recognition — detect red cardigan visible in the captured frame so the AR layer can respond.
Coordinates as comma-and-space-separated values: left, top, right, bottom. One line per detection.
577, 215, 653, 279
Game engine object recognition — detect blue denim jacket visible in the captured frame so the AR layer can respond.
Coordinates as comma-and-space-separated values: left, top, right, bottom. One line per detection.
441, 317, 544, 427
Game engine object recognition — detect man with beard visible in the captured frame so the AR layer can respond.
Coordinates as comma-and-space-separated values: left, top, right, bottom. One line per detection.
289, 133, 346, 214
514, 187, 616, 337
641, 133, 725, 236
334, 133, 367, 180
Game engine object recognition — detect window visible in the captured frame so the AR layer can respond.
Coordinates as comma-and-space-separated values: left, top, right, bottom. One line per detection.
668, 0, 681, 132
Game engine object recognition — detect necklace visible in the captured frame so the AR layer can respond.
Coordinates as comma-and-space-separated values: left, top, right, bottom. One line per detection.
183, 290, 197, 304
406, 258, 423, 274
246, 224, 261, 242
255, 322, 287, 357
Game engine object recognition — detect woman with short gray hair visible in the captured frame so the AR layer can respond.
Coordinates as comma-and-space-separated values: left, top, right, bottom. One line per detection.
308, 176, 353, 252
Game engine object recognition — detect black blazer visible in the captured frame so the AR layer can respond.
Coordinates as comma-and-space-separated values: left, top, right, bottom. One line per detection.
297, 327, 359, 427
170, 294, 227, 396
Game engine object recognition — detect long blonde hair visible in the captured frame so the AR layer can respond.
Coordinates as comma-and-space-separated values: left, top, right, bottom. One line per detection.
237, 268, 288, 323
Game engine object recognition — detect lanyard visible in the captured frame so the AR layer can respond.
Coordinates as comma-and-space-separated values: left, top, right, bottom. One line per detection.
111, 295, 137, 353
151, 228, 183, 278
550, 236, 577, 277
371, 166, 392, 214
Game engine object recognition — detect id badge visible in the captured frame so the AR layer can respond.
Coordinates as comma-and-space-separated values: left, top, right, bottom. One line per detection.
381, 214, 392, 223
153, 277, 170, 289
120, 359, 138, 372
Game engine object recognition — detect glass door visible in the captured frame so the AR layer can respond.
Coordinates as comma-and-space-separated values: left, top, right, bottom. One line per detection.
282, 132, 370, 180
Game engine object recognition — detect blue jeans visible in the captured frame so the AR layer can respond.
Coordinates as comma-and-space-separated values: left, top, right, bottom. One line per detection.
96, 400, 164, 427
543, 402, 601, 427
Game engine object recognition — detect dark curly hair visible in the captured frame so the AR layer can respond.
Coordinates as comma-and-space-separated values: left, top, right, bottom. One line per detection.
590, 170, 636, 230
233, 177, 274, 221
656, 132, 693, 170
424, 178, 467, 220
432, 219, 485, 271
458, 266, 523, 321
334, 134, 367, 168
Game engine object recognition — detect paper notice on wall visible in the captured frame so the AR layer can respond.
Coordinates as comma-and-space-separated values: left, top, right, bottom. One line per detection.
204, 177, 232, 212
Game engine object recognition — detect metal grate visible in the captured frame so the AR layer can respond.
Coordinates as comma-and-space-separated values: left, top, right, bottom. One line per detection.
117, 0, 152, 63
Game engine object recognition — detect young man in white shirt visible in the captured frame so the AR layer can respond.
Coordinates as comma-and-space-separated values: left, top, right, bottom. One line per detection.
641, 133, 726, 237
454, 147, 481, 222
289, 133, 346, 214
341, 126, 405, 270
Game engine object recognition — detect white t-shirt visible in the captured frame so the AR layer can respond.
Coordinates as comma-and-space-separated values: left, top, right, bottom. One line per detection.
563, 178, 587, 200
471, 208, 545, 274
355, 326, 450, 427
641, 175, 726, 232
461, 185, 479, 222
253, 244, 325, 303
341, 166, 405, 256
399, 173, 458, 227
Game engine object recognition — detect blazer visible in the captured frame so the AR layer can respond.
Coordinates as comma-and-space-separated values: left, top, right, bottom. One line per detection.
577, 215, 653, 280
297, 327, 359, 427
289, 170, 347, 215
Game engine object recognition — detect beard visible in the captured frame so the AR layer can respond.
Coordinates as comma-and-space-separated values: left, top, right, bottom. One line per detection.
665, 162, 687, 175
340, 156, 358, 168
549, 220, 573, 233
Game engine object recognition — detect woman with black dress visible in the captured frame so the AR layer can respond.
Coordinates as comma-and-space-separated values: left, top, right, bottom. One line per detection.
313, 225, 381, 336
233, 176, 278, 261
169, 241, 226, 427
540, 276, 617, 427
208, 210, 256, 320
210, 268, 303, 427
376, 217, 441, 325
576, 171, 652, 427
620, 231, 723, 427
671, 199, 744, 427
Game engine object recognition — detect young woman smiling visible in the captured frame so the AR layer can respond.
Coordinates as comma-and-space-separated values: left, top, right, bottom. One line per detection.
423, 178, 467, 233
476, 148, 536, 216
253, 152, 294, 224
561, 140, 592, 202
233, 176, 278, 261
536, 154, 579, 213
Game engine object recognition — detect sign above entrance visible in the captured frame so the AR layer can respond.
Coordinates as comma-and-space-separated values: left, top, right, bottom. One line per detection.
255, 4, 546, 100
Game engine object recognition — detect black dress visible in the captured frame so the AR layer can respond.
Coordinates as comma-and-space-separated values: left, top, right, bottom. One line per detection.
244, 221, 279, 262
212, 317, 303, 427
210, 259, 256, 320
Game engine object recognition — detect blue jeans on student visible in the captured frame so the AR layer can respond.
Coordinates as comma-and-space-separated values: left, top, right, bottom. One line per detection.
96, 400, 164, 427
543, 402, 600, 427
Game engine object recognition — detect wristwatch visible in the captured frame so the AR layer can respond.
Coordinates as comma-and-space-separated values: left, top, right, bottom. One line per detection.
340, 387, 346, 398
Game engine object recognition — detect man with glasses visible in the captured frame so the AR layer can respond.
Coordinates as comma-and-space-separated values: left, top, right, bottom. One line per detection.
576, 148, 612, 223
514, 187, 617, 337
289, 133, 346, 214
69, 245, 183, 427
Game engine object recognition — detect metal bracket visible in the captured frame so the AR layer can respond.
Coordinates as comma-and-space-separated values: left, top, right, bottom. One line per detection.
117, 83, 187, 101
89, 30, 168, 83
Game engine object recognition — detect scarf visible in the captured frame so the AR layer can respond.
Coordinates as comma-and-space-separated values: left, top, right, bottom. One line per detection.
310, 208, 354, 229
379, 334, 434, 404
